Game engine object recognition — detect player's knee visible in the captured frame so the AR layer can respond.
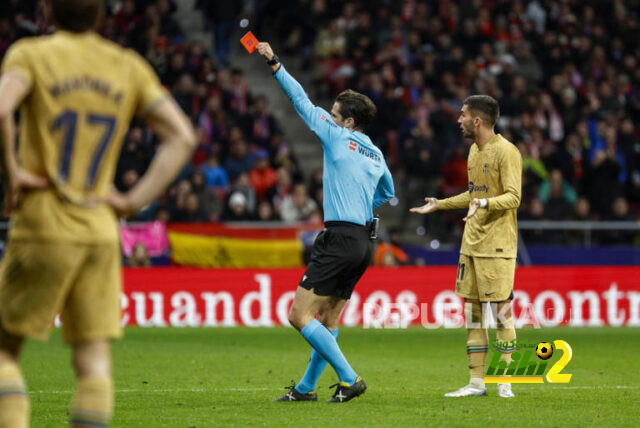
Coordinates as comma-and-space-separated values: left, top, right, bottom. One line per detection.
288, 306, 313, 331
73, 340, 111, 378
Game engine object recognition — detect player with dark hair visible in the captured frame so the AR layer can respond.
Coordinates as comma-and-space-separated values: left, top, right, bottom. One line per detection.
411, 95, 522, 398
255, 41, 394, 403
0, 0, 196, 425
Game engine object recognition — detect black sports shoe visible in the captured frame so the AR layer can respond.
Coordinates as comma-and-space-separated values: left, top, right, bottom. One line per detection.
326, 377, 367, 403
274, 381, 318, 402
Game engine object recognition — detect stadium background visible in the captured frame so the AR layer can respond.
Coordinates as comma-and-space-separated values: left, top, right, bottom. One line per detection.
1, 0, 640, 426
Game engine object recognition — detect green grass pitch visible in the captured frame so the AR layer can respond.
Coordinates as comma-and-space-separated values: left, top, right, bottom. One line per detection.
22, 327, 640, 427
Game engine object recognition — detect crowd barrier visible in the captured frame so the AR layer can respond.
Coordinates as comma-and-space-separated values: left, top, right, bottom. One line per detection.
115, 266, 640, 328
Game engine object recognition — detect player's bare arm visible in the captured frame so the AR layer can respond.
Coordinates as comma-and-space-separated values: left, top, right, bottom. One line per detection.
106, 97, 196, 216
0, 72, 50, 215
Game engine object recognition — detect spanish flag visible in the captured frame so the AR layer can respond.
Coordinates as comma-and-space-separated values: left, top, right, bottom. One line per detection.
167, 224, 304, 268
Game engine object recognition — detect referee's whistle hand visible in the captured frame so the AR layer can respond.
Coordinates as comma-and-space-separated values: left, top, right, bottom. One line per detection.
256, 42, 274, 61
409, 197, 439, 214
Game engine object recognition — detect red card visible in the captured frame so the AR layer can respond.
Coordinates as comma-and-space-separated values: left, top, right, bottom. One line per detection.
240, 31, 259, 53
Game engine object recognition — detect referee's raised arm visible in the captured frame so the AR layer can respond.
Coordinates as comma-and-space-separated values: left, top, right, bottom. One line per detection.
256, 42, 338, 147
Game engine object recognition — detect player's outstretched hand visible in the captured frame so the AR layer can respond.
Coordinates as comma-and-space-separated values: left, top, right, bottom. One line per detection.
463, 198, 482, 222
3, 167, 50, 216
410, 197, 439, 215
256, 42, 275, 61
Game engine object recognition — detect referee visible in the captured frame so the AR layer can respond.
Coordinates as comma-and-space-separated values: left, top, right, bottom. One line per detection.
256, 42, 394, 403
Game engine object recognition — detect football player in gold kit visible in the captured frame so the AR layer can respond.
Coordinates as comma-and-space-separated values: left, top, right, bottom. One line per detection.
0, 0, 196, 426
411, 95, 522, 398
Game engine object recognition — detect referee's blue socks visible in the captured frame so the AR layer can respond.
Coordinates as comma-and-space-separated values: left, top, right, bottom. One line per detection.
299, 319, 358, 386
295, 328, 338, 393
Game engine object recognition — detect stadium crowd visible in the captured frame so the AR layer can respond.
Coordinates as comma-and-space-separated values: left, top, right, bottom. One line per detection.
1, 0, 639, 246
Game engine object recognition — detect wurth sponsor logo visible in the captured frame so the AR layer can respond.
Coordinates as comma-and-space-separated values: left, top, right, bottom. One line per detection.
321, 114, 326, 120
358, 146, 381, 162
349, 140, 381, 162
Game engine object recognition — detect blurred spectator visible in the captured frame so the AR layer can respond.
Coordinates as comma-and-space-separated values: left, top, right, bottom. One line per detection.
266, 167, 293, 211
600, 197, 637, 244
155, 0, 183, 41
608, 197, 635, 223
223, 139, 254, 182
167, 179, 192, 221
307, 210, 323, 224
190, 169, 224, 222
242, 95, 281, 149
519, 198, 551, 243
572, 198, 594, 222
162, 50, 187, 88
269, 133, 302, 181
249, 150, 278, 201
279, 183, 318, 223
539, 169, 577, 220
115, 126, 150, 191
198, 95, 230, 148
222, 191, 252, 221
174, 193, 208, 222
127, 242, 151, 267
374, 229, 410, 266
255, 200, 279, 222
228, 68, 250, 117
587, 140, 624, 217
230, 172, 257, 213
155, 207, 171, 223
174, 73, 196, 117
200, 153, 229, 190
308, 168, 324, 207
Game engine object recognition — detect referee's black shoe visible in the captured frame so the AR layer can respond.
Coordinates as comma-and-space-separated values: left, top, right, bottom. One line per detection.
326, 377, 367, 403
274, 381, 317, 402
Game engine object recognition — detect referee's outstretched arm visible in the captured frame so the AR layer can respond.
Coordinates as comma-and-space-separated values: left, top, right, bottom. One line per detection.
256, 42, 343, 148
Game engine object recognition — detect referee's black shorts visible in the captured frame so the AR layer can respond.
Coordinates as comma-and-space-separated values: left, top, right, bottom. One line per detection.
299, 221, 373, 300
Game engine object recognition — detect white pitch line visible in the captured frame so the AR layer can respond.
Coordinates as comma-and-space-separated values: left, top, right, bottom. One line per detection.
550, 385, 639, 390
28, 385, 639, 395
29, 387, 272, 395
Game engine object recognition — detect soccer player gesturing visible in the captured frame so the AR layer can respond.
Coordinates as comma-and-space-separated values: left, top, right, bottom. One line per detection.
256, 42, 394, 403
0, 1, 196, 425
411, 96, 522, 398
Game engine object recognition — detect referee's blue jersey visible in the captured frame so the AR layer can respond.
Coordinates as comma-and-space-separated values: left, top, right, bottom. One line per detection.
274, 65, 395, 226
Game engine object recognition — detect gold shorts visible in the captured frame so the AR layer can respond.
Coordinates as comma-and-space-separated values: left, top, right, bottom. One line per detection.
0, 240, 122, 344
455, 254, 515, 302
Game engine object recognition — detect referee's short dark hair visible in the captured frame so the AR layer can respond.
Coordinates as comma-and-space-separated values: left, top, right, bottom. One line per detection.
51, 0, 104, 32
335, 90, 377, 130
463, 95, 500, 127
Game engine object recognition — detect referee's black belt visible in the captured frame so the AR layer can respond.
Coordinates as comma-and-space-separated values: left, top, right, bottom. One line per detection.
324, 221, 367, 229
324, 220, 377, 240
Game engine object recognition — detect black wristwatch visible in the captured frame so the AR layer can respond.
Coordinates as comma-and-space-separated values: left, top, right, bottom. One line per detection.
266, 54, 280, 66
